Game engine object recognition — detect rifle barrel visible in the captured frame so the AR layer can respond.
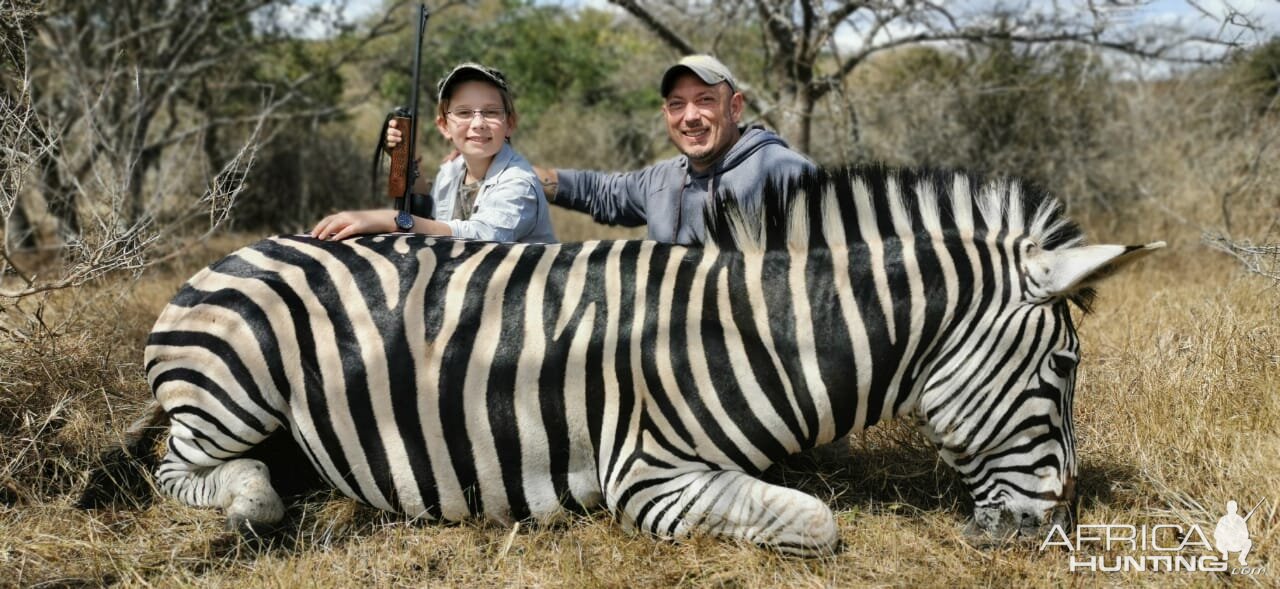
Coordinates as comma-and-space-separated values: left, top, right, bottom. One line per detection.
402, 4, 430, 201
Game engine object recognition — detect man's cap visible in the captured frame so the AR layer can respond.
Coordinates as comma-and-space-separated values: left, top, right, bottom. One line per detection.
437, 63, 509, 102
660, 55, 737, 97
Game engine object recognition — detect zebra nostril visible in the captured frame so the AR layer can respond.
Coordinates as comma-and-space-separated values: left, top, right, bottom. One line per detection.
1017, 510, 1041, 536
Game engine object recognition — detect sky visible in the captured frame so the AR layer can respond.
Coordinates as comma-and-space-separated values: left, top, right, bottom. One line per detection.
1103, 0, 1278, 51
290, 0, 1279, 59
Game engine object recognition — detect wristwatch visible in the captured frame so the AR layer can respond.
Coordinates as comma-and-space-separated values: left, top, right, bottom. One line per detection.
394, 210, 415, 232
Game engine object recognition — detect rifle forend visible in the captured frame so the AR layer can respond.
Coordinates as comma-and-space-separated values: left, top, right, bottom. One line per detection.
387, 109, 414, 198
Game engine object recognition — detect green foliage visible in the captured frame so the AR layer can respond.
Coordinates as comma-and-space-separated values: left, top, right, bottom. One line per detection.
379, 1, 660, 130
1230, 37, 1280, 114
263, 39, 348, 111
870, 46, 966, 89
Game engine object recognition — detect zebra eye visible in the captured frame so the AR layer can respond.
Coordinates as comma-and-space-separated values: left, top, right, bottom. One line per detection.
1046, 350, 1079, 376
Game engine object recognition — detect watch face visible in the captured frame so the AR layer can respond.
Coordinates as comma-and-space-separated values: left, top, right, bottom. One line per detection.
395, 210, 414, 232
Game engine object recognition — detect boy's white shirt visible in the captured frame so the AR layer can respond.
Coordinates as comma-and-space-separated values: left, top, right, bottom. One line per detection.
430, 142, 557, 244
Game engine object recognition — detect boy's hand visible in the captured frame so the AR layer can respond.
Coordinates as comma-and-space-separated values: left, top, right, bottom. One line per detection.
310, 210, 397, 241
386, 119, 404, 150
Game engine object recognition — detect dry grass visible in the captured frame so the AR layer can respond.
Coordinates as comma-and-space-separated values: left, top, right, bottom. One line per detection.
1, 210, 1277, 587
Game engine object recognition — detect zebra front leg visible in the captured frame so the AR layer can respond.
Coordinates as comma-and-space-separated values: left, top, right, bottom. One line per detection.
616, 469, 840, 556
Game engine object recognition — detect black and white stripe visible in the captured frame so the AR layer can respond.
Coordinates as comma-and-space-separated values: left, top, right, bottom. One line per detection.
146, 165, 1160, 551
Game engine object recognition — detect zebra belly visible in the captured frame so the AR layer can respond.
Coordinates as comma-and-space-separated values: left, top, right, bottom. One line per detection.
285, 392, 604, 523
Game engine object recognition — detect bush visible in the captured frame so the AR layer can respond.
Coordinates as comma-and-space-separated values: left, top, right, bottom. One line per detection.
847, 44, 1122, 210
234, 121, 372, 232
1230, 37, 1280, 115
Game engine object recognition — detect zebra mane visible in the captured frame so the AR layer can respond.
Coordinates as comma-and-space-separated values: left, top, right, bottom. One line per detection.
703, 165, 1096, 310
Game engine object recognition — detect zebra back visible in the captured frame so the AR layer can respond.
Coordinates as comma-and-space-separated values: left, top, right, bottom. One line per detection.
703, 166, 1096, 310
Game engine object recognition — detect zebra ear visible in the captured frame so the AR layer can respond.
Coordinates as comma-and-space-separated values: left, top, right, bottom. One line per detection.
1027, 241, 1165, 296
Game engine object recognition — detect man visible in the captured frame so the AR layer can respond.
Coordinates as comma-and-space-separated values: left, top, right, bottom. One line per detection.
533, 54, 813, 245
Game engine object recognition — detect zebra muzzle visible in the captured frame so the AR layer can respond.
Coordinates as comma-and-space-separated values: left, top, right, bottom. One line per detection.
967, 501, 1074, 543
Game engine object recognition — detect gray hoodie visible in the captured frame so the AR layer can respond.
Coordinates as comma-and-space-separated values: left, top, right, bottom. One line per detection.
554, 125, 814, 244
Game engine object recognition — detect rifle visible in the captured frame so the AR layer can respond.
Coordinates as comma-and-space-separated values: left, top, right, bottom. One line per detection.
372, 3, 431, 223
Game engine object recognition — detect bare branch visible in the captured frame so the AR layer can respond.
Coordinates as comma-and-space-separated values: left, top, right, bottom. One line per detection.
1204, 236, 1280, 284
820, 26, 1234, 104
826, 1, 868, 29
144, 107, 271, 268
2, 0, 410, 315
608, 0, 697, 55
755, 0, 798, 62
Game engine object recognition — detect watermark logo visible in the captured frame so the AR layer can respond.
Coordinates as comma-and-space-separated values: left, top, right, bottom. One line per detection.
1041, 499, 1269, 576
1214, 500, 1252, 566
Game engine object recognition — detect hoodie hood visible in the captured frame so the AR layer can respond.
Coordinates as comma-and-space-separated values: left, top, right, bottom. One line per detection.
690, 124, 790, 178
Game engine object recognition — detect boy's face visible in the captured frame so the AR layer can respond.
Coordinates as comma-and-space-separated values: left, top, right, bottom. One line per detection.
662, 74, 743, 172
436, 80, 512, 161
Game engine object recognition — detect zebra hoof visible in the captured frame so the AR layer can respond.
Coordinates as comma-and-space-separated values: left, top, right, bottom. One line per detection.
788, 513, 841, 557
224, 490, 285, 537
226, 512, 282, 537
766, 495, 842, 557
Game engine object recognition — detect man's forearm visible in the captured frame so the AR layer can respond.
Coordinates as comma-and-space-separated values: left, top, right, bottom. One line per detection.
532, 165, 559, 202
536, 167, 647, 227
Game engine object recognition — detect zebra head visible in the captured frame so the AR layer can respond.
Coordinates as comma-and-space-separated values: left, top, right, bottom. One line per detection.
919, 237, 1165, 540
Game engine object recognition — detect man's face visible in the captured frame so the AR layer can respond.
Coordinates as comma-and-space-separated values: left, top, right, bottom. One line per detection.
662, 74, 744, 172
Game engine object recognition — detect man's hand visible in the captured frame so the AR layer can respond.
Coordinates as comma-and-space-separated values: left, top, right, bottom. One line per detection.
311, 210, 398, 241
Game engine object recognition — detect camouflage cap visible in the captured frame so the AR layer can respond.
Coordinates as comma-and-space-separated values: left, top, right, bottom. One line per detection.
437, 63, 510, 102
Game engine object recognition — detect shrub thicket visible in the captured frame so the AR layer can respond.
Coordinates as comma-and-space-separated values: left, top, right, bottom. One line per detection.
840, 44, 1122, 210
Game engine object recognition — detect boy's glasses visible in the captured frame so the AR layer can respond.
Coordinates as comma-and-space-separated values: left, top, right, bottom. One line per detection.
447, 108, 507, 124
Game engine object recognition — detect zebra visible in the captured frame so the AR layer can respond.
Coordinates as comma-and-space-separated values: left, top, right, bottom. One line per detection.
123, 165, 1161, 555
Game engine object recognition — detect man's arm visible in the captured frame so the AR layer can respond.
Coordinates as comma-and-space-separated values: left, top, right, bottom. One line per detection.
530, 164, 660, 228
532, 165, 559, 202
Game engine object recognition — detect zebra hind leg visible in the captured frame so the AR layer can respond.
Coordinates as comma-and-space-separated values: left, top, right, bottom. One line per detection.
156, 421, 285, 536
619, 469, 840, 556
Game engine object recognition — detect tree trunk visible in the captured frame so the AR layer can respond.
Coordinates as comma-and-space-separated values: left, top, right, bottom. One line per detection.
776, 86, 816, 155
15, 185, 60, 249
